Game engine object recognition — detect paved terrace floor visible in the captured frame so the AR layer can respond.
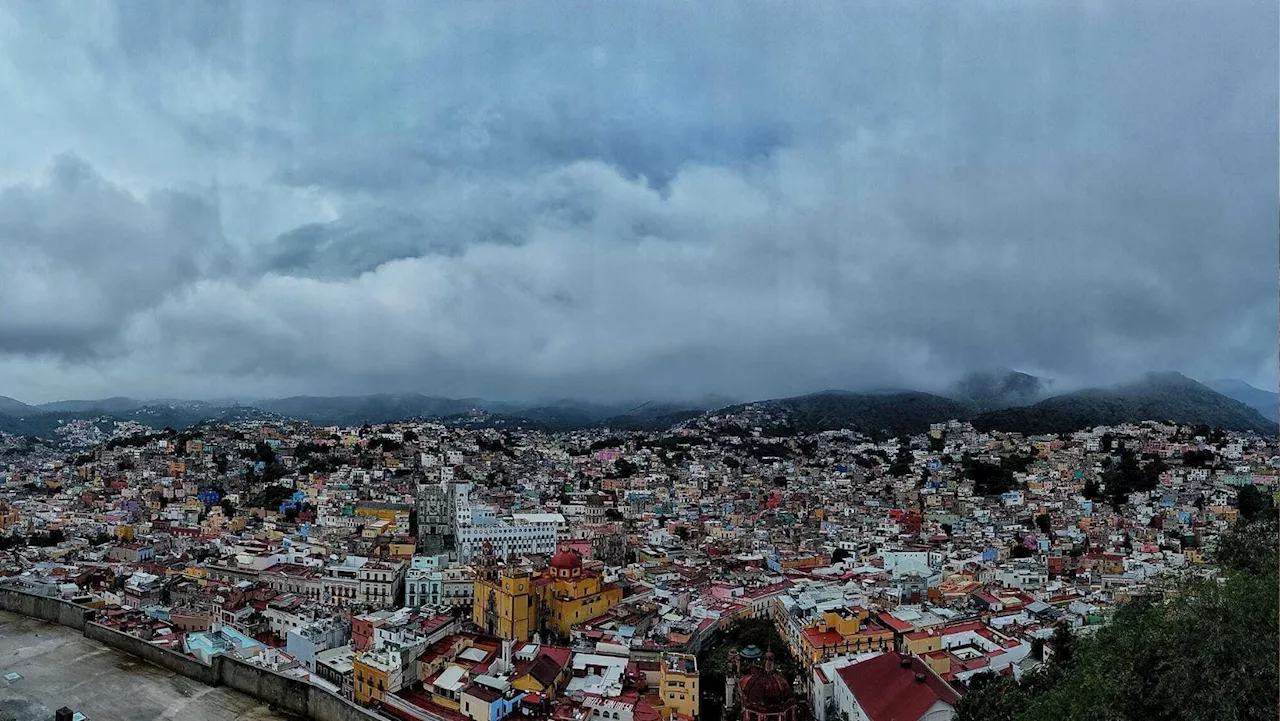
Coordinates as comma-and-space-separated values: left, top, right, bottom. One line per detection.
0, 610, 296, 721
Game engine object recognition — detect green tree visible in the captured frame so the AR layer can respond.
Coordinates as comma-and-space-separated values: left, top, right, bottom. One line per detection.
1034, 513, 1052, 535
1081, 478, 1104, 501
1236, 484, 1272, 524
253, 441, 276, 466
957, 517, 1278, 721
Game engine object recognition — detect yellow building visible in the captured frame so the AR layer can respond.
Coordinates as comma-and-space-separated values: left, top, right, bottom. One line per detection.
354, 502, 412, 533
388, 540, 416, 559
353, 655, 386, 706
473, 549, 535, 642
472, 542, 623, 643
903, 630, 943, 656
534, 544, 624, 639
0, 504, 21, 531
353, 654, 391, 705
795, 606, 894, 664
638, 547, 670, 565
659, 653, 700, 720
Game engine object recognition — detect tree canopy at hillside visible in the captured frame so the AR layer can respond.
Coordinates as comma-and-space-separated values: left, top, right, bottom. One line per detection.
956, 510, 1279, 721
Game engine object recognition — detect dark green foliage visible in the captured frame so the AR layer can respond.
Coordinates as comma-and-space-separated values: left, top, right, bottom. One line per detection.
724, 390, 971, 437
889, 443, 914, 477
1001, 453, 1036, 474
1100, 449, 1165, 507
1034, 513, 1051, 534
366, 436, 403, 452
964, 458, 1021, 496
253, 441, 276, 466
1181, 449, 1215, 468
746, 441, 792, 461
1235, 484, 1272, 524
246, 484, 294, 510
854, 454, 878, 469
28, 529, 65, 547
956, 519, 1279, 721
1079, 478, 1103, 501
972, 373, 1275, 435
610, 458, 638, 478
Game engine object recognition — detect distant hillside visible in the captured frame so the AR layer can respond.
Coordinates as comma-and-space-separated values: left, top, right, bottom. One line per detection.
36, 396, 149, 413
0, 402, 282, 444
256, 394, 479, 426
1, 373, 1271, 442
973, 372, 1276, 435
501, 401, 626, 430
0, 396, 33, 415
723, 390, 973, 436
598, 401, 708, 431
950, 369, 1049, 412
1208, 379, 1278, 422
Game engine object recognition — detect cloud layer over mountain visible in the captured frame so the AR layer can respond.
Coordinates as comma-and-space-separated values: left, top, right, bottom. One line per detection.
0, 1, 1275, 403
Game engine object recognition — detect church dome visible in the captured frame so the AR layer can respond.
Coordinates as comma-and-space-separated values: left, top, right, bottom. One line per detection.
739, 652, 795, 716
549, 544, 583, 571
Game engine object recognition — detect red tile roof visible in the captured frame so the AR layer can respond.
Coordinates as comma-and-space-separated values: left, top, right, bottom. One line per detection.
836, 654, 959, 721
877, 613, 913, 634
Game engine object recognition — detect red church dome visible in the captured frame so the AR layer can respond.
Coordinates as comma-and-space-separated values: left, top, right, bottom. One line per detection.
737, 651, 796, 721
549, 544, 583, 571
740, 661, 793, 713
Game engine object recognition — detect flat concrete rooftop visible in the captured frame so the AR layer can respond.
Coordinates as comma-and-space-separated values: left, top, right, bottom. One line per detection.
0, 610, 295, 721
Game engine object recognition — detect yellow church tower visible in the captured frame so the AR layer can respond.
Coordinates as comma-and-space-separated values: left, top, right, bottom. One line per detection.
472, 542, 535, 641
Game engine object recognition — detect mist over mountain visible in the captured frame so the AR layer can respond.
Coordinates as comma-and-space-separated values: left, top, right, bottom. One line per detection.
949, 369, 1051, 413
972, 372, 1275, 435
254, 394, 481, 427
1, 370, 1272, 446
0, 396, 34, 416
36, 397, 150, 413
722, 390, 973, 437
1207, 379, 1278, 422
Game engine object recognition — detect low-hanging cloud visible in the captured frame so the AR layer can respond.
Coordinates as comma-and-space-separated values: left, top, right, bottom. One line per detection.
0, 0, 1274, 404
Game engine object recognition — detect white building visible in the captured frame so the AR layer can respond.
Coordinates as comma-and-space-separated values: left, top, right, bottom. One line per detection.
405, 555, 476, 609
456, 518, 558, 563
454, 502, 563, 563
358, 560, 407, 609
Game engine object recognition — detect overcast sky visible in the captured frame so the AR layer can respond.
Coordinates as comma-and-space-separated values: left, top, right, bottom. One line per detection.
0, 1, 1275, 404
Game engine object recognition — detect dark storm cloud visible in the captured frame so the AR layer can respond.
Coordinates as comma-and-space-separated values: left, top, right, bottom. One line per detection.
0, 154, 228, 357
0, 0, 1273, 403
